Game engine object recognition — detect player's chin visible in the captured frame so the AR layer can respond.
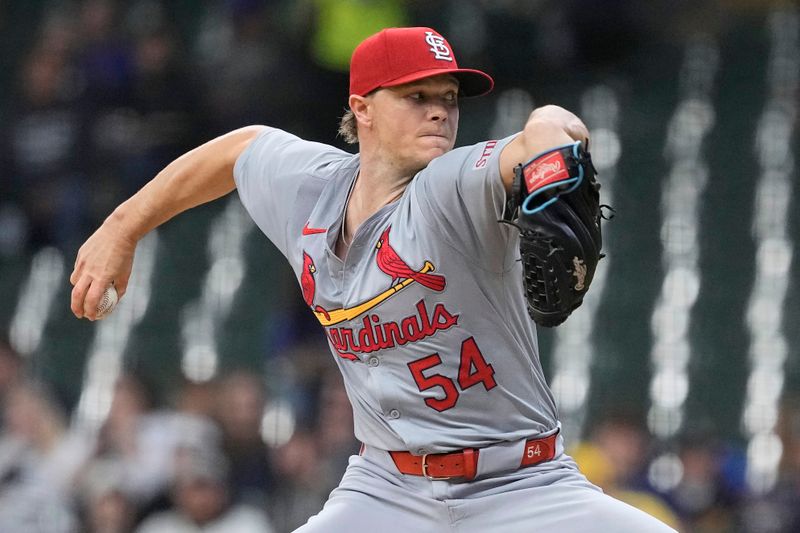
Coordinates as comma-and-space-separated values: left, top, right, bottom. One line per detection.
413, 151, 444, 171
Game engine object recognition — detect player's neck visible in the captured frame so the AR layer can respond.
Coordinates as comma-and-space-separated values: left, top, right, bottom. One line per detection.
337, 163, 406, 260
355, 152, 415, 212
352, 173, 406, 211
345, 170, 405, 229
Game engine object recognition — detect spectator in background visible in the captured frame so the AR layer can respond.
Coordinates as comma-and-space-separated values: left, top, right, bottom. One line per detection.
90, 372, 221, 508
0, 381, 89, 533
92, 372, 165, 506
665, 432, 744, 532
214, 370, 274, 505
77, 0, 134, 107
174, 378, 218, 420
193, 0, 296, 135
314, 368, 359, 486
136, 444, 274, 533
75, 0, 136, 227
1, 29, 89, 251
0, 8, 77, 256
120, 20, 201, 197
570, 414, 682, 530
266, 430, 329, 533
79, 458, 138, 533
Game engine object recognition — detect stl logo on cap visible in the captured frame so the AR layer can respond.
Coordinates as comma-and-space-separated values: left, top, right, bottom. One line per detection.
425, 31, 453, 62
349, 27, 494, 97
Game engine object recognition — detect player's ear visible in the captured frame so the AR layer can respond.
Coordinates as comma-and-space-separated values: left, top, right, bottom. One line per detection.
349, 94, 372, 128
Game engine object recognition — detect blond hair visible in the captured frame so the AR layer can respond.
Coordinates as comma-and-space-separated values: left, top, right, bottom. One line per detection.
338, 109, 358, 144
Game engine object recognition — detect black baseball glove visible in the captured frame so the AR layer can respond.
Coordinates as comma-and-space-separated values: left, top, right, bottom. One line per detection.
503, 141, 605, 327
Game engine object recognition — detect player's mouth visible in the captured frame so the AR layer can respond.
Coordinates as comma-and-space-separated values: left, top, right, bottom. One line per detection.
419, 132, 451, 142
420, 131, 448, 137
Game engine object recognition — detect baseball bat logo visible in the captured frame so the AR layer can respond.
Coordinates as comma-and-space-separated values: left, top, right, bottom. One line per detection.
300, 226, 446, 327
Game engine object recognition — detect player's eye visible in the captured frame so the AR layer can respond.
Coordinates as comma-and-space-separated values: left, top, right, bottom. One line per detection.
408, 92, 424, 101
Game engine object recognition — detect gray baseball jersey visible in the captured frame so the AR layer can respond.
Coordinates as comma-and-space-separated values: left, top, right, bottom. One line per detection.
234, 128, 677, 533
234, 127, 557, 454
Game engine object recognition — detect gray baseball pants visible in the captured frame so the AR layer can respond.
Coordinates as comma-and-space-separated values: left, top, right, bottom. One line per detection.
295, 443, 677, 532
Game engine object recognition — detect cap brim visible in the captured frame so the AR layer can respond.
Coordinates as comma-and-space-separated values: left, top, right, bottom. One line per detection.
380, 68, 494, 97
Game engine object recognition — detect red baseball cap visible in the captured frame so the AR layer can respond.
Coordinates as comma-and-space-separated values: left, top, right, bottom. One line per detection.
349, 27, 494, 98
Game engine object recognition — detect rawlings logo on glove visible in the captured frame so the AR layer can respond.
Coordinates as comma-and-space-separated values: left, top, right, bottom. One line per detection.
524, 153, 569, 191
503, 141, 606, 327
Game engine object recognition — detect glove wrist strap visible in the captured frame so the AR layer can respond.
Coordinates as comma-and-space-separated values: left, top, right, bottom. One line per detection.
503, 141, 593, 219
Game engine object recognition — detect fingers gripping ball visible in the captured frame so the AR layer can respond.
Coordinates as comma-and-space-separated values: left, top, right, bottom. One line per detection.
96, 285, 119, 319
504, 141, 606, 327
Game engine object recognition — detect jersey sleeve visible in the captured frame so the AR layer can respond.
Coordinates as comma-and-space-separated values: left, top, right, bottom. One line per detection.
233, 127, 348, 255
412, 134, 519, 272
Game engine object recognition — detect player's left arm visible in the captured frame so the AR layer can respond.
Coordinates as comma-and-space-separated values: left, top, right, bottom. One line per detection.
499, 105, 589, 192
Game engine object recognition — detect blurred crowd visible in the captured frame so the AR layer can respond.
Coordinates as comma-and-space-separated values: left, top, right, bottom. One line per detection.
1, 0, 307, 255
567, 404, 800, 533
0, 0, 732, 257
0, 336, 358, 532
0, 1, 795, 532
5, 332, 800, 532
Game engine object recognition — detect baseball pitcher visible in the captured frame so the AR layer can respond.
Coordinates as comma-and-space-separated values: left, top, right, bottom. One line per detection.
71, 27, 675, 532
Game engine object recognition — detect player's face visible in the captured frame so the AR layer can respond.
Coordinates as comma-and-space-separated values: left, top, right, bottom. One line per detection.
371, 75, 460, 173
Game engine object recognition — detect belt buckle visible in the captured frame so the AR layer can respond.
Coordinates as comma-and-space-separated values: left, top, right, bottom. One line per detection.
421, 453, 452, 481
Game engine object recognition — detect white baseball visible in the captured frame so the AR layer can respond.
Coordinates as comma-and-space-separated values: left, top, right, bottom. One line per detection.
96, 285, 118, 319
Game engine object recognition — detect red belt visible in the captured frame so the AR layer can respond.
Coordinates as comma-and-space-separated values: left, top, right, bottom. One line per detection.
387, 432, 558, 481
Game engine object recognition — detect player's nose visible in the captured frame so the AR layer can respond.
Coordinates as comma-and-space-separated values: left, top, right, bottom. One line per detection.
427, 102, 450, 122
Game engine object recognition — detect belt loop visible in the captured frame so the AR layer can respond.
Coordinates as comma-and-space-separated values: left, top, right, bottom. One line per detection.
462, 448, 478, 480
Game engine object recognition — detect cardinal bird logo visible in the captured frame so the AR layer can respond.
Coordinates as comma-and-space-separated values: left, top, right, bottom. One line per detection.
375, 227, 446, 292
301, 251, 330, 320
301, 251, 317, 307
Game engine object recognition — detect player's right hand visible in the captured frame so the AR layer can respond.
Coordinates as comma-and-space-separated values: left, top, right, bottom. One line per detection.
70, 217, 136, 321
